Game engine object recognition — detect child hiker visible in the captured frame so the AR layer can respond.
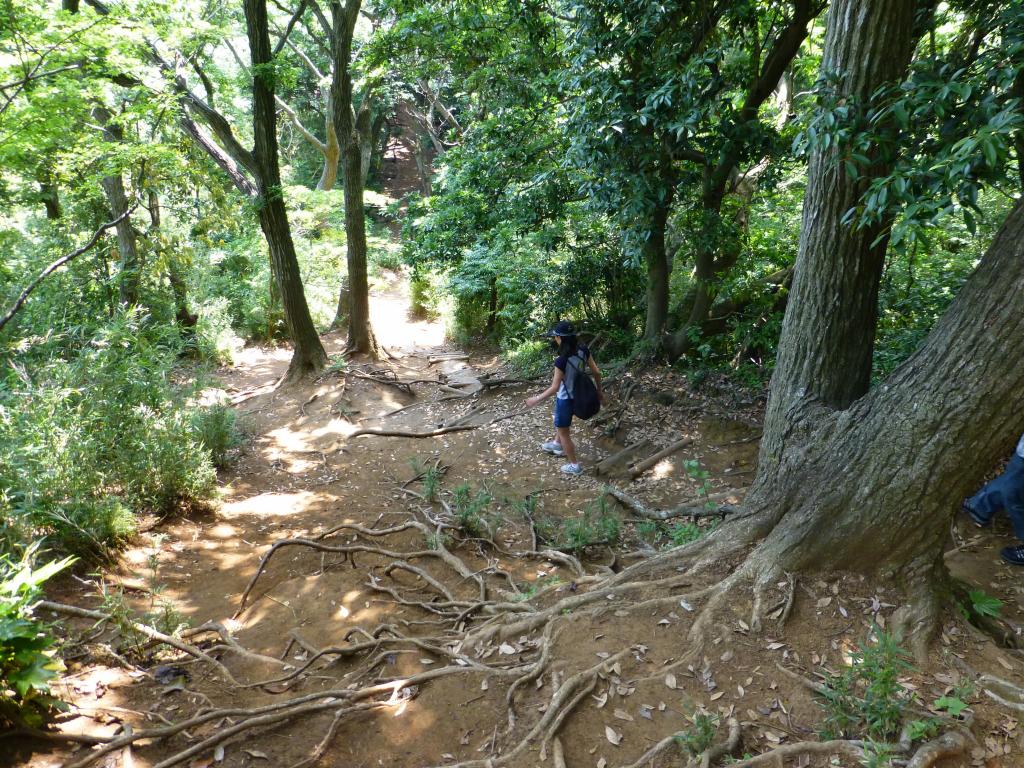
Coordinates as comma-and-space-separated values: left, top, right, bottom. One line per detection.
525, 320, 604, 476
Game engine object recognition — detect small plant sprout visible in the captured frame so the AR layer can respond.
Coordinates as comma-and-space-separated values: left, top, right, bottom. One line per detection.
450, 483, 495, 537
817, 627, 914, 741
682, 458, 716, 510
676, 711, 718, 755
535, 497, 621, 553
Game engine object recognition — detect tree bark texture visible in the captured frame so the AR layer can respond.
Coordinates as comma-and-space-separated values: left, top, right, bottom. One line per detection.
93, 106, 142, 306
738, 202, 1024, 650
244, 0, 327, 378
330, 0, 379, 356
37, 171, 62, 220
642, 195, 672, 343
758, 0, 922, 473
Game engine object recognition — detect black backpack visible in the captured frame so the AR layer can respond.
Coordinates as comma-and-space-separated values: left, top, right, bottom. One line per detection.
567, 349, 601, 420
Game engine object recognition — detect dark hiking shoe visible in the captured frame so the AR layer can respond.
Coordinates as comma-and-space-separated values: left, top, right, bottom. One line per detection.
961, 502, 990, 528
1001, 545, 1024, 566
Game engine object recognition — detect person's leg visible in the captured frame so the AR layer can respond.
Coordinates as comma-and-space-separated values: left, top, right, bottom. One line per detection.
551, 399, 575, 464
1000, 455, 1024, 539
1000, 456, 1024, 565
556, 426, 577, 465
966, 471, 1009, 524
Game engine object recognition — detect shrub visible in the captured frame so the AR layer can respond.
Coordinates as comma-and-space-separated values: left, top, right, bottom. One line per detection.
537, 498, 620, 553
450, 483, 495, 537
194, 296, 244, 364
504, 339, 552, 378
0, 545, 74, 729
190, 404, 243, 469
0, 315, 219, 559
818, 628, 914, 741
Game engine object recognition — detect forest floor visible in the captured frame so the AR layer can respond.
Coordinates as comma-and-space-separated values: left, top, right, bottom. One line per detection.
12, 276, 1024, 768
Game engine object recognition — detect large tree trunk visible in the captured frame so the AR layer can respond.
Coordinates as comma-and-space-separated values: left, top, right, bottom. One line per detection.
244, 0, 327, 379
736, 201, 1024, 655
694, 0, 977, 656
758, 0, 922, 474
330, 0, 380, 356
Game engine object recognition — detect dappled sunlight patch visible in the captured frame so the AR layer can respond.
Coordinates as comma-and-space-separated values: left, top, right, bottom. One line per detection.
652, 458, 676, 479
219, 490, 324, 519
207, 523, 238, 539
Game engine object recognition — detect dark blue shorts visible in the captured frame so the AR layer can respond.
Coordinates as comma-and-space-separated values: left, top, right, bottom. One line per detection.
553, 398, 574, 428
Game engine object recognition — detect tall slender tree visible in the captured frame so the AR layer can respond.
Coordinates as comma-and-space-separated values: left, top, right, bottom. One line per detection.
244, 0, 329, 377
330, 0, 380, 356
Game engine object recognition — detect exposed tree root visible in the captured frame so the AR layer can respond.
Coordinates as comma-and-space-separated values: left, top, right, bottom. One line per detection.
604, 485, 742, 521
52, 461, 973, 768
38, 601, 243, 686
63, 661, 536, 768
980, 673, 1024, 711
234, 529, 485, 617
905, 731, 969, 768
427, 648, 635, 768
731, 738, 868, 766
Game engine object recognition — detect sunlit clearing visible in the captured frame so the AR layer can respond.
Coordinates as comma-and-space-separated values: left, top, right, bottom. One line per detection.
369, 291, 445, 350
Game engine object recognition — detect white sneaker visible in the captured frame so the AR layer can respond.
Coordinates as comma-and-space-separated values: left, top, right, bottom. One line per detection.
559, 463, 583, 476
541, 441, 565, 456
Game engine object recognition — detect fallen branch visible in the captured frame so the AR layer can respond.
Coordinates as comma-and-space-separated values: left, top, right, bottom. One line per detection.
628, 437, 695, 479
428, 353, 469, 364
348, 425, 477, 439
595, 439, 651, 476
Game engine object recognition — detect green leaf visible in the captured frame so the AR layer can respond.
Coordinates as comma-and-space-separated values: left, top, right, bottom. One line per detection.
933, 696, 968, 717
968, 589, 1002, 618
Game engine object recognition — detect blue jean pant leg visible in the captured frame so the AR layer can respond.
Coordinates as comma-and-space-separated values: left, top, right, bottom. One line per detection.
969, 454, 1024, 535
553, 398, 574, 429
1003, 455, 1024, 539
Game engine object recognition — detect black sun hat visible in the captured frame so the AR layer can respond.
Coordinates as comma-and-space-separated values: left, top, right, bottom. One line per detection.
544, 320, 576, 337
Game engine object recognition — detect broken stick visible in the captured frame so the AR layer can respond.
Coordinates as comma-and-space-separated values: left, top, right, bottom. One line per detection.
628, 436, 694, 479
